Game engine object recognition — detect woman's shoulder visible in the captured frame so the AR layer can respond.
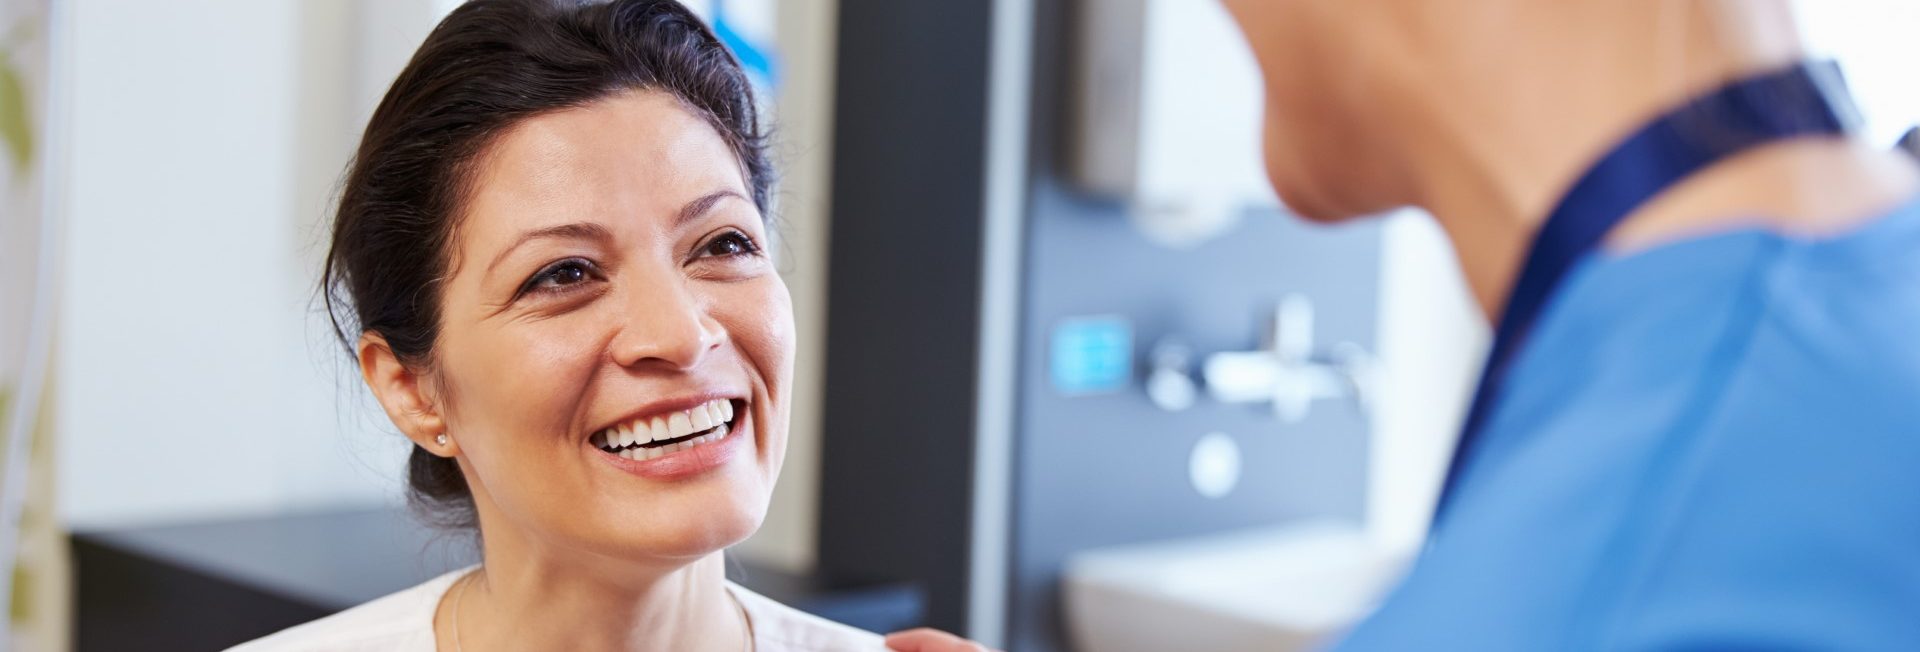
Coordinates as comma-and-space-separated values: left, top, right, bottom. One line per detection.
728, 581, 889, 652
224, 567, 469, 652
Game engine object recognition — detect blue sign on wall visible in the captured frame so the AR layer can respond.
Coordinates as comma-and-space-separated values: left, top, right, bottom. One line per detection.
1050, 316, 1133, 395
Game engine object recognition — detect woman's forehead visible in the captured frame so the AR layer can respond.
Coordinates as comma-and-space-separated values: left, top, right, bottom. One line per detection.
459, 92, 750, 243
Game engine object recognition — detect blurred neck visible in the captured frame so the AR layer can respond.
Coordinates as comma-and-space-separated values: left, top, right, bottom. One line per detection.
1380, 0, 1917, 319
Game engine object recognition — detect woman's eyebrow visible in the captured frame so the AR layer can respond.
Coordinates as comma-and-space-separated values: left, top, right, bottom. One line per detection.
676, 190, 747, 229
486, 222, 614, 275
483, 191, 743, 275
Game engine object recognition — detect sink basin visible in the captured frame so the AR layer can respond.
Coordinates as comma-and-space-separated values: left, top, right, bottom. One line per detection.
1063, 521, 1409, 652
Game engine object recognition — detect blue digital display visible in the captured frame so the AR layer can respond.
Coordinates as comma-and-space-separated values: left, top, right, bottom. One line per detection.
1050, 316, 1133, 395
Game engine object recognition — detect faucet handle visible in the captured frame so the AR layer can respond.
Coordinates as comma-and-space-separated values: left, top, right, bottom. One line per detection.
1273, 293, 1314, 362
1201, 294, 1372, 424
1146, 338, 1200, 412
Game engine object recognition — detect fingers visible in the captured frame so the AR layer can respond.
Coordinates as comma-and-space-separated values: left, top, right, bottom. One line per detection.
883, 627, 995, 652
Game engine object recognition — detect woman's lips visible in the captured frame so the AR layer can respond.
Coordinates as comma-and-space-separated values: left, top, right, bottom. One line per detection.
594, 410, 747, 481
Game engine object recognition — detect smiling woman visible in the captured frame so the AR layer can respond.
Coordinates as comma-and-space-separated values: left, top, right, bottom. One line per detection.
228, 1, 882, 651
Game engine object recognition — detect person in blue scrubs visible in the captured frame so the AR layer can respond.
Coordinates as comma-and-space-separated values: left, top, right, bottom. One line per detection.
889, 1, 1920, 651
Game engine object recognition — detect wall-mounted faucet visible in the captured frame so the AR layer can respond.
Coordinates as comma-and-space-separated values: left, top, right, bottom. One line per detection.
1196, 294, 1373, 423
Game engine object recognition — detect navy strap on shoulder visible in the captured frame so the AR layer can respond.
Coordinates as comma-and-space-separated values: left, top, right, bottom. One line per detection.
1432, 61, 1860, 522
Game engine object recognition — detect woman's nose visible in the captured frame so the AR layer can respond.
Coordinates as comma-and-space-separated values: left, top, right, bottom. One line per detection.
608, 279, 724, 371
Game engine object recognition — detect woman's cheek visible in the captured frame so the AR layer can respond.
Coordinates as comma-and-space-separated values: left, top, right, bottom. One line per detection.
521, 312, 614, 378
448, 310, 607, 452
714, 275, 794, 424
745, 276, 797, 382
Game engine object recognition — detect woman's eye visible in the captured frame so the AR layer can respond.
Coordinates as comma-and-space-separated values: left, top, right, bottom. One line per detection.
698, 231, 761, 259
550, 264, 586, 284
521, 258, 601, 296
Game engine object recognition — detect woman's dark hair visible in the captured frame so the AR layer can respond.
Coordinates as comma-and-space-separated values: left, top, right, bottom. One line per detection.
321, 0, 772, 529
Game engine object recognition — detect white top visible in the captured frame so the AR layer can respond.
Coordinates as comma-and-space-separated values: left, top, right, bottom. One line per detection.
227, 567, 888, 652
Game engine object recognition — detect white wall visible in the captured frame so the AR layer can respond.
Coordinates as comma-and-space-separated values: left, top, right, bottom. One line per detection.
54, 0, 442, 529
1368, 212, 1485, 554
1794, 0, 1920, 145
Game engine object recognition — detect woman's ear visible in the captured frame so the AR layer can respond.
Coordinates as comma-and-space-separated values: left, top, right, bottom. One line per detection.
358, 332, 455, 457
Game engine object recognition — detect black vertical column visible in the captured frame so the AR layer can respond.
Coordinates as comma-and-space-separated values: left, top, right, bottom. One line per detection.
816, 0, 999, 636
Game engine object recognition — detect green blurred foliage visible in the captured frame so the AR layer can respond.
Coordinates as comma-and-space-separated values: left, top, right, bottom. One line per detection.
0, 51, 31, 176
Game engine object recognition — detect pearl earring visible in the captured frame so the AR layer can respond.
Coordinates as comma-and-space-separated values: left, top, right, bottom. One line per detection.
435, 433, 450, 447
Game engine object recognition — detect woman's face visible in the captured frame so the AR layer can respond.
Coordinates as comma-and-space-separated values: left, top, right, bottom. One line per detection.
426, 90, 792, 563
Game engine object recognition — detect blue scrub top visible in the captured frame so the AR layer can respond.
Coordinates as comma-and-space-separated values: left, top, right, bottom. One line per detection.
1339, 194, 1920, 650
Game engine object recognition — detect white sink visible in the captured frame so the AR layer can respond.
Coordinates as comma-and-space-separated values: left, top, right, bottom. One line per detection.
1063, 521, 1410, 652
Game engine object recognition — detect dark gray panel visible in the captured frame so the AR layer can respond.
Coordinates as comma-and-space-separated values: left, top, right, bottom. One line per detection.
816, 0, 997, 635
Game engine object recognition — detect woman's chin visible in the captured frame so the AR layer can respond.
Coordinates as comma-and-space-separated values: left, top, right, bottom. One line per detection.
642, 526, 761, 563
589, 497, 769, 562
1272, 175, 1369, 224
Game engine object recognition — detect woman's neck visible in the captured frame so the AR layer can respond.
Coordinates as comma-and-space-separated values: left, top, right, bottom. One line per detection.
1381, 0, 1917, 319
437, 544, 747, 652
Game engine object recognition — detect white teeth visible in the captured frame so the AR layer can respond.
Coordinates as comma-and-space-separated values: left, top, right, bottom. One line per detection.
598, 399, 740, 455
601, 425, 733, 460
